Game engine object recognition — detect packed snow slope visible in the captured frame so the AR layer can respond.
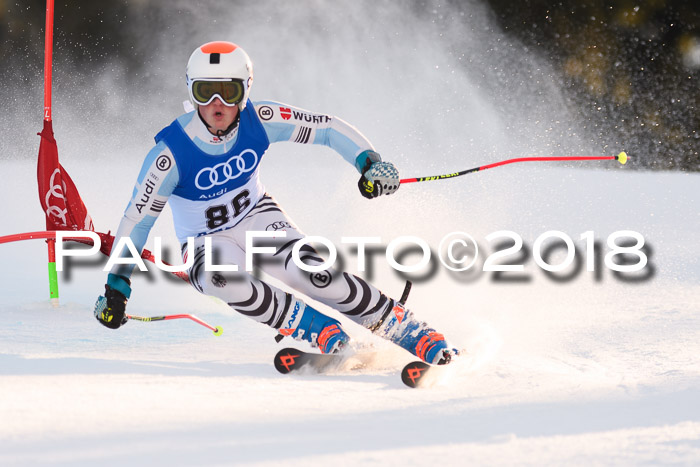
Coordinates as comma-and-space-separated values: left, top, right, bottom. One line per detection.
1, 1, 699, 465
1, 163, 699, 466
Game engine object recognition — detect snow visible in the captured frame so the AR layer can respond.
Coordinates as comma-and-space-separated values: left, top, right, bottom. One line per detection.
2, 2, 700, 465
2, 161, 699, 467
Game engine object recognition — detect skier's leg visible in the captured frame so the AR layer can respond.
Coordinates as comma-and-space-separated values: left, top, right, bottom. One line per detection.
184, 230, 348, 353
234, 194, 458, 364
232, 194, 391, 327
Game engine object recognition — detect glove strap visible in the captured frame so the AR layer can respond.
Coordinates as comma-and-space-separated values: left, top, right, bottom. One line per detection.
355, 149, 382, 173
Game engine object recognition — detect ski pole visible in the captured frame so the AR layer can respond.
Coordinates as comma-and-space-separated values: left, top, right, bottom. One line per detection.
127, 313, 223, 336
400, 151, 628, 184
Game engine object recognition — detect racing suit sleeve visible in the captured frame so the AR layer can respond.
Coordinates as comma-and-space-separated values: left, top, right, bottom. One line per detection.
252, 101, 377, 173
109, 143, 179, 280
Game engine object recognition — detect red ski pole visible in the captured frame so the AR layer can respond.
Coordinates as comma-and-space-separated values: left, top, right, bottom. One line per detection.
127, 313, 223, 336
400, 152, 628, 184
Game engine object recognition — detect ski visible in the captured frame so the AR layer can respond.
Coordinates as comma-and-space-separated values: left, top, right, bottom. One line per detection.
273, 347, 441, 388
273, 347, 346, 374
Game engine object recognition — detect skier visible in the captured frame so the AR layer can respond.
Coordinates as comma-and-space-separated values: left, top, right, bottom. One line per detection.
94, 41, 458, 365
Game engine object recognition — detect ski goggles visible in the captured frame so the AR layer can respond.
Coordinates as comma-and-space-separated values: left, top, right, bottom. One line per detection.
189, 79, 244, 106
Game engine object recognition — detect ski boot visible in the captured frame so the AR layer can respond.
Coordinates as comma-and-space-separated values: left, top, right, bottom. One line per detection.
276, 301, 349, 354
372, 300, 458, 365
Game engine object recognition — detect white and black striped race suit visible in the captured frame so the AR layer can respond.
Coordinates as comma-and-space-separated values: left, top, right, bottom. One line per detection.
109, 100, 394, 331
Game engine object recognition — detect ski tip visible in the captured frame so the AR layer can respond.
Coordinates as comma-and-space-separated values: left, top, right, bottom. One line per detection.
274, 348, 304, 374
213, 326, 223, 336
616, 151, 628, 165
401, 361, 432, 388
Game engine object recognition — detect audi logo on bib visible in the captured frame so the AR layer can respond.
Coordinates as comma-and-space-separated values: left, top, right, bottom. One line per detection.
195, 149, 259, 190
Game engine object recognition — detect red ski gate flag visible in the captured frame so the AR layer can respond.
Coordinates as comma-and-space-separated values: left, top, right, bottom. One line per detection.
37, 119, 94, 231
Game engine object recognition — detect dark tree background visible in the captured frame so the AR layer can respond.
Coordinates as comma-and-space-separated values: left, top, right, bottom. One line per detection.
483, 0, 699, 170
2, 0, 698, 170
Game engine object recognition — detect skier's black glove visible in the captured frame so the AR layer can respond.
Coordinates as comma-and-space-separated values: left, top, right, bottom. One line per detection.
94, 275, 131, 329
356, 150, 400, 199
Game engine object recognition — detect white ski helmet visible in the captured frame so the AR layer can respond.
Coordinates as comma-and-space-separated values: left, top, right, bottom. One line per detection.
186, 41, 253, 111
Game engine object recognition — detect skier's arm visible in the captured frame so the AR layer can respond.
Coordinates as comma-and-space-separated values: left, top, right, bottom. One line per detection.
94, 144, 179, 329
252, 101, 376, 171
253, 101, 399, 198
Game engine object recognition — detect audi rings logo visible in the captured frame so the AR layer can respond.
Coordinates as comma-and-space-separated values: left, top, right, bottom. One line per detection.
195, 149, 259, 190
266, 221, 294, 232
45, 168, 68, 226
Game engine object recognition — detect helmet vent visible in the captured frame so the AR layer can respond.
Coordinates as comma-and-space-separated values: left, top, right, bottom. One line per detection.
209, 53, 220, 64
